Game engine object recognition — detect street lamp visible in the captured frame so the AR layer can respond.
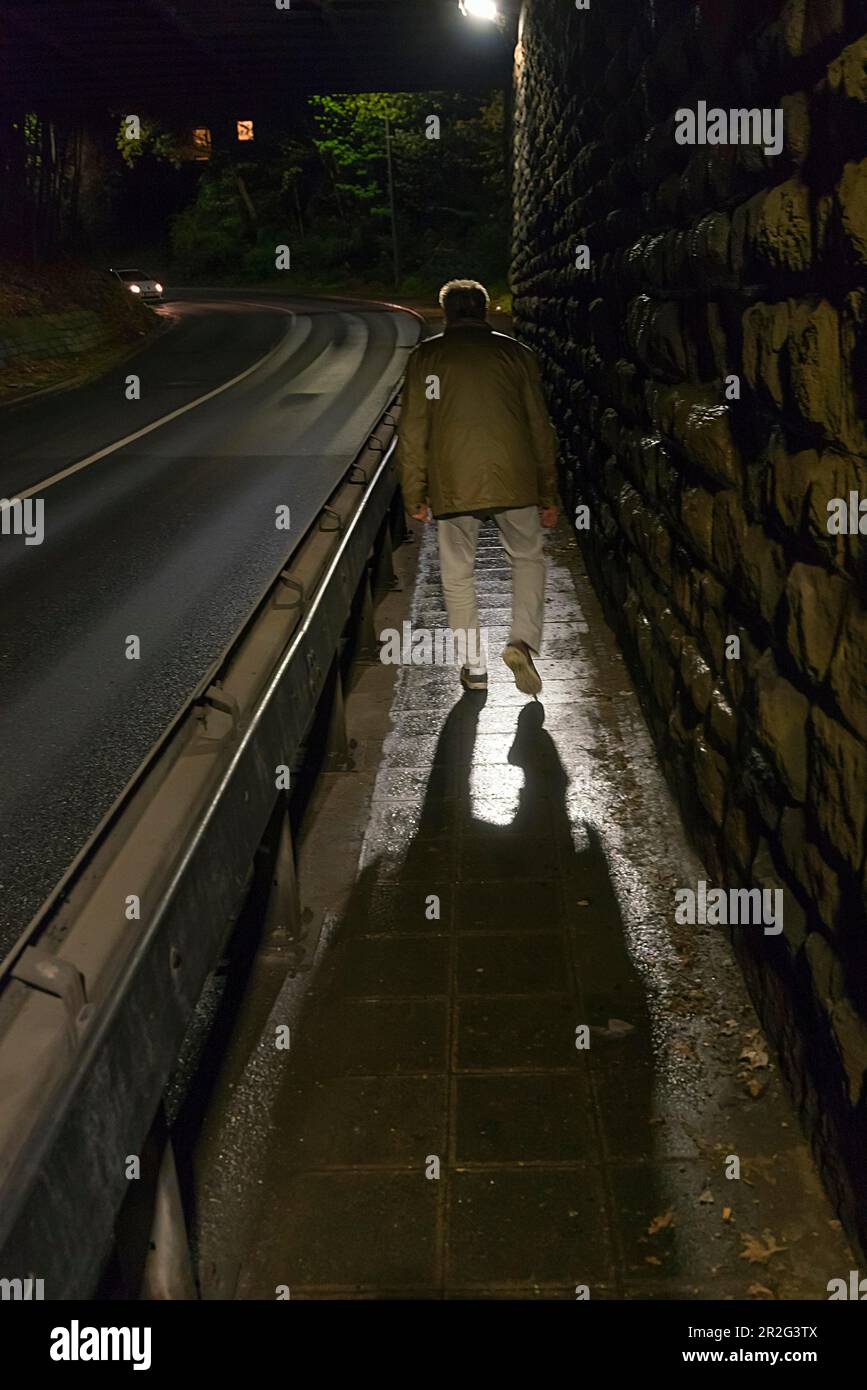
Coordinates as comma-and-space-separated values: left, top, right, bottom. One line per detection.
459, 1, 500, 21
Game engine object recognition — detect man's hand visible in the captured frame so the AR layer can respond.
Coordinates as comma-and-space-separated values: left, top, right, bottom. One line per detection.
411, 504, 434, 524
540, 506, 558, 528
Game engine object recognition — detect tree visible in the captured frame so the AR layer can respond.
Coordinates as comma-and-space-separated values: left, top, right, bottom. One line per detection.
162, 89, 509, 288
114, 117, 187, 168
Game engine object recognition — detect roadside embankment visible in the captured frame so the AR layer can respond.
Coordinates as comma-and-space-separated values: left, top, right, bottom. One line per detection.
0, 258, 161, 404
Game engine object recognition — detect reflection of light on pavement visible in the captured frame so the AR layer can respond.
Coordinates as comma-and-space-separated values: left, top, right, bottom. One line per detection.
469, 763, 522, 824
569, 819, 590, 855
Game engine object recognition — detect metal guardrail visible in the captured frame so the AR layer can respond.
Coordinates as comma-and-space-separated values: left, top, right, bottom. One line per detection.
0, 388, 409, 1296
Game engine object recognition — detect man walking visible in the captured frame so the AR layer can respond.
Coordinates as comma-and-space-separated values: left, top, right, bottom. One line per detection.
396, 278, 559, 695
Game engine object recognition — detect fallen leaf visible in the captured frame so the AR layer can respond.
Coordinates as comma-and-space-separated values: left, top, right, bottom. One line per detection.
648, 1209, 676, 1235
742, 1075, 770, 1099
740, 1231, 787, 1264
749, 1283, 776, 1299
698, 1189, 714, 1204
722, 1207, 734, 1222
645, 1256, 662, 1265
739, 1044, 769, 1070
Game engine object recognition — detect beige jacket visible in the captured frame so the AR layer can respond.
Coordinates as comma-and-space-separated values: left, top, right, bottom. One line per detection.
396, 320, 559, 517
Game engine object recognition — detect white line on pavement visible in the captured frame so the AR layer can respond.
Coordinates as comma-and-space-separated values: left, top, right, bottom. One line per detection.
11, 302, 297, 503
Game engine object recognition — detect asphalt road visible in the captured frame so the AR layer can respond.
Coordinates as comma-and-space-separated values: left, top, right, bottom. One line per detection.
0, 292, 421, 954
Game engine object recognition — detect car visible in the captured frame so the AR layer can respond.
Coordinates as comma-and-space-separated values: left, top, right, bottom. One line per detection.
110, 267, 165, 304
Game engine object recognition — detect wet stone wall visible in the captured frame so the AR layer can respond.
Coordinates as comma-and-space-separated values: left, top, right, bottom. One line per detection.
511, 0, 867, 1252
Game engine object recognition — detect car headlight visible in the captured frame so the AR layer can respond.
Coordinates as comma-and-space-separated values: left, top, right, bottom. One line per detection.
154, 283, 163, 293
129, 284, 141, 294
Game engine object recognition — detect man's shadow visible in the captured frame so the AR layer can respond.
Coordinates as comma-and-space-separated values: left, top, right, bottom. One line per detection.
415, 695, 666, 1285
415, 691, 656, 1039
281, 692, 668, 1292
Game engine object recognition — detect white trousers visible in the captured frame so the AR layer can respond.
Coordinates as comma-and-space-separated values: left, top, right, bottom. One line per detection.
436, 506, 545, 669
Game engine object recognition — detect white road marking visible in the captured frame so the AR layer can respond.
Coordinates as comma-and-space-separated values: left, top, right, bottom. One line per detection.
11, 302, 297, 503
284, 313, 369, 394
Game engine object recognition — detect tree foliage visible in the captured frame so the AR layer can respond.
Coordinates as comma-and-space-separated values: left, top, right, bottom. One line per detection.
164, 90, 508, 289
115, 117, 187, 168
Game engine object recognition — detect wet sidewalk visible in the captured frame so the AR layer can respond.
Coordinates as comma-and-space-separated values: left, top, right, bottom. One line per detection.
232, 519, 851, 1300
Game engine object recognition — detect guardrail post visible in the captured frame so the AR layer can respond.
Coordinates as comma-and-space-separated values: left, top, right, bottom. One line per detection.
262, 802, 302, 955
141, 1117, 198, 1300
354, 570, 381, 663
372, 517, 398, 595
389, 490, 410, 548
323, 655, 351, 772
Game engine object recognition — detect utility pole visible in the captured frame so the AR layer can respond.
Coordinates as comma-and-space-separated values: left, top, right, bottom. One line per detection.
384, 113, 400, 291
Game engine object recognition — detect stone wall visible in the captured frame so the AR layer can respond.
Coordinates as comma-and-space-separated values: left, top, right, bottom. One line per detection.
0, 310, 114, 369
511, 0, 867, 1254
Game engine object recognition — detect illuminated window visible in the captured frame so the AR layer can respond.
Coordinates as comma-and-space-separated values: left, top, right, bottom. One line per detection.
236, 120, 254, 142
192, 127, 212, 159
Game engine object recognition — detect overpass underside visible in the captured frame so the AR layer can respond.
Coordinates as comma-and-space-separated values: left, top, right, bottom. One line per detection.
0, 0, 515, 114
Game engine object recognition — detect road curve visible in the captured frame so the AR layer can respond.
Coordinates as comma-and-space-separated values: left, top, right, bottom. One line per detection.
0, 292, 421, 953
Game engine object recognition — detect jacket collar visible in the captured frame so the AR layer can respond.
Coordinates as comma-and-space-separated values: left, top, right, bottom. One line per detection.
443, 318, 492, 332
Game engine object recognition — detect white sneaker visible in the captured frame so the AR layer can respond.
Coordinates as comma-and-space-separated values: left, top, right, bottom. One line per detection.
460, 666, 488, 692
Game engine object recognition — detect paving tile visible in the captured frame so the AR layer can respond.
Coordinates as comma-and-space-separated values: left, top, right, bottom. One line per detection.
364, 880, 453, 934
376, 766, 458, 802
460, 832, 559, 882
331, 936, 449, 997
456, 996, 584, 1070
454, 1073, 596, 1162
453, 878, 564, 932
389, 710, 463, 738
273, 1075, 448, 1167
466, 763, 538, 801
447, 1168, 613, 1285
392, 674, 470, 712
586, 1049, 664, 1162
361, 831, 457, 882
472, 703, 589, 734
571, 960, 653, 1028
295, 997, 448, 1076
468, 731, 537, 765
482, 678, 594, 706
366, 802, 454, 842
381, 735, 455, 767
456, 931, 569, 995
242, 1171, 439, 1289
